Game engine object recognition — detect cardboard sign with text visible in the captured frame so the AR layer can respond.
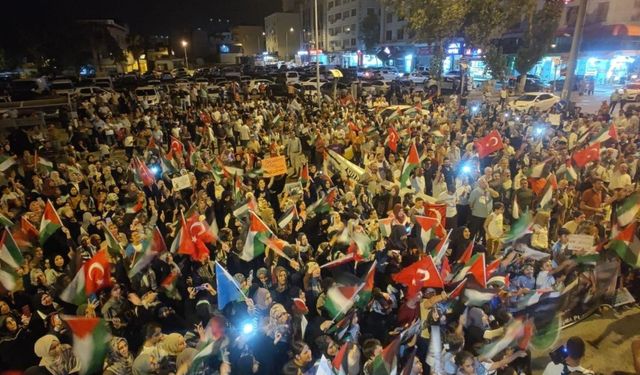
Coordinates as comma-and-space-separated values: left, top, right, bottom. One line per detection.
261, 156, 288, 177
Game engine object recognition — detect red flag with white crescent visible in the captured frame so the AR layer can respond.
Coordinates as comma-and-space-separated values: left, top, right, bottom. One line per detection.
475, 130, 504, 158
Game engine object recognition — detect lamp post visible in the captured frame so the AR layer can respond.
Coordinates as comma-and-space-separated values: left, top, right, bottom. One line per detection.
181, 40, 189, 69
314, 0, 321, 105
561, 0, 588, 101
285, 27, 294, 61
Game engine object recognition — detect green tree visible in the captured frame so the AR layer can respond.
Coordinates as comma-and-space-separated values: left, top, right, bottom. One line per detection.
360, 11, 380, 51
515, 0, 564, 93
462, 0, 529, 49
483, 45, 509, 81
127, 34, 147, 73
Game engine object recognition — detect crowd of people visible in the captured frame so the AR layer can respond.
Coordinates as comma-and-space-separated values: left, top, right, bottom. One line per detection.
0, 76, 639, 375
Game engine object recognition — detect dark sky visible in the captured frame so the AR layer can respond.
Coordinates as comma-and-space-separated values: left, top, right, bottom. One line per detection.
6, 0, 281, 34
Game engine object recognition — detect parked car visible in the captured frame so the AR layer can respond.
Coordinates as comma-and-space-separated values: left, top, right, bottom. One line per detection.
403, 72, 430, 85
93, 76, 114, 90
361, 80, 391, 95
135, 86, 161, 106
508, 92, 560, 112
74, 86, 113, 101
10, 78, 49, 100
247, 79, 275, 94
621, 82, 640, 101
284, 71, 300, 84
50, 79, 75, 96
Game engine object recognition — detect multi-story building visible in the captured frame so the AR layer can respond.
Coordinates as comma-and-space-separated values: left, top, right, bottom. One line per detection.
325, 0, 379, 54
265, 12, 302, 60
231, 25, 266, 56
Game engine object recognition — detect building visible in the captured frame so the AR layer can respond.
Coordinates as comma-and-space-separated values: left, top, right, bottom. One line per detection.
77, 19, 132, 75
231, 25, 266, 56
325, 0, 379, 55
264, 12, 302, 60
555, 0, 640, 84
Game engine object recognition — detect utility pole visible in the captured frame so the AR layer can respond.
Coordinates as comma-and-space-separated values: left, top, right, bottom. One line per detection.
314, 0, 321, 106
561, 0, 587, 102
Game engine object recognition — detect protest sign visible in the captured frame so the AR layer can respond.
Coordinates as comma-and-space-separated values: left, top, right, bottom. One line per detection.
261, 156, 287, 177
567, 234, 594, 251
171, 174, 191, 191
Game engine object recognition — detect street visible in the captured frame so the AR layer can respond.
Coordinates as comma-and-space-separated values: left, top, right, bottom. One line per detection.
531, 307, 640, 374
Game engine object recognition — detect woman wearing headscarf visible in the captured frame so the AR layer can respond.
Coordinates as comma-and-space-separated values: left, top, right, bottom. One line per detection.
104, 337, 134, 375
448, 226, 472, 262
132, 353, 159, 375
33, 334, 80, 375
160, 333, 186, 374
0, 314, 41, 370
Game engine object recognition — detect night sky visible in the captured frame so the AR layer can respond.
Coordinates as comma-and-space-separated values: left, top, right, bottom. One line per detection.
5, 0, 281, 34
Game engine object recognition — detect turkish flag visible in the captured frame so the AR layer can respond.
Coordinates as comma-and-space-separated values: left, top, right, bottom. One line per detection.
475, 130, 504, 158
170, 136, 184, 155
387, 127, 400, 153
573, 142, 601, 168
392, 255, 444, 298
84, 249, 112, 295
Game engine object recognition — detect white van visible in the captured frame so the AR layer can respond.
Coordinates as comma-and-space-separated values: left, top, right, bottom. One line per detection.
285, 71, 300, 84
135, 86, 161, 106
93, 76, 113, 90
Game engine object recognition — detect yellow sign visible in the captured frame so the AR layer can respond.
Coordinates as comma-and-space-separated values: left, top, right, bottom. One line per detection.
261, 156, 288, 177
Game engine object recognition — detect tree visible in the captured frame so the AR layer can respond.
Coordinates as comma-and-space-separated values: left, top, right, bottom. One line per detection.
483, 45, 509, 81
360, 11, 380, 51
462, 0, 529, 49
514, 0, 564, 93
127, 34, 147, 73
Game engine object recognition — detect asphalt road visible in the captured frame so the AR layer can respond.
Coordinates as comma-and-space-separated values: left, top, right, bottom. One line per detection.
530, 306, 640, 374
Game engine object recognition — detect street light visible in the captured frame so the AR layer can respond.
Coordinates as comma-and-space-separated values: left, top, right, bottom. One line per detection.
181, 40, 189, 69
285, 27, 294, 61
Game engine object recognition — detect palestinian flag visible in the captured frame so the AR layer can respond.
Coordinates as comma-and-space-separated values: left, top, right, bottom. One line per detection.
233, 174, 244, 202
64, 316, 110, 375
479, 318, 526, 360
160, 271, 181, 300
424, 203, 447, 238
400, 349, 417, 375
452, 253, 486, 287
187, 142, 198, 169
34, 151, 54, 172
104, 227, 124, 258
608, 222, 640, 268
355, 261, 376, 308
60, 265, 87, 305
400, 143, 420, 188
300, 164, 311, 186
125, 199, 145, 215
309, 188, 337, 214
371, 336, 401, 375
528, 159, 550, 178
463, 281, 497, 307
241, 211, 273, 261
324, 283, 362, 319
278, 205, 299, 229
457, 239, 474, 264
349, 232, 373, 261
12, 217, 38, 251
332, 342, 350, 375
326, 310, 356, 340
128, 228, 166, 277
432, 229, 451, 265
502, 210, 532, 243
538, 175, 556, 209
0, 229, 24, 291
0, 213, 13, 228
616, 192, 640, 227
556, 159, 578, 182
39, 200, 63, 245
415, 215, 439, 251
440, 256, 452, 281
589, 123, 618, 145
378, 218, 393, 238
447, 279, 467, 299
320, 253, 356, 269
0, 155, 16, 172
